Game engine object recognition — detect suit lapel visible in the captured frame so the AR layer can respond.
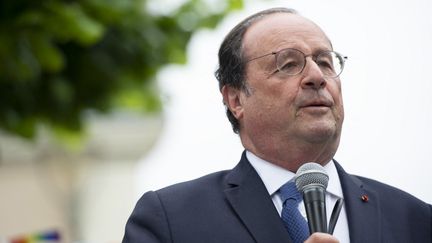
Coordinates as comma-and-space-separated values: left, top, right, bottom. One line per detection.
224, 152, 292, 243
335, 161, 382, 243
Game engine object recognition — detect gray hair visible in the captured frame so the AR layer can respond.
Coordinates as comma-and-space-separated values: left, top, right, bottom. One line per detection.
214, 7, 298, 133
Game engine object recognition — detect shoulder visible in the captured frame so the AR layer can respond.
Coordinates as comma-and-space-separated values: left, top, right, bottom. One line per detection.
152, 152, 253, 202
353, 174, 430, 211
356, 175, 422, 200
155, 169, 232, 200
335, 161, 429, 208
335, 161, 430, 217
123, 169, 234, 242
144, 170, 233, 209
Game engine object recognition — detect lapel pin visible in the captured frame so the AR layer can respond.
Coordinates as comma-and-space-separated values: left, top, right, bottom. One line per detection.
361, 195, 369, 202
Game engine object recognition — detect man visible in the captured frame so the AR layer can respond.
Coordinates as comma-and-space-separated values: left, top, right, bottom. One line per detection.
123, 8, 431, 243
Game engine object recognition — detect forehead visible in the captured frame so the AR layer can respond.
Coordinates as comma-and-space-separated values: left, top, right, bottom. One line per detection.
243, 13, 332, 57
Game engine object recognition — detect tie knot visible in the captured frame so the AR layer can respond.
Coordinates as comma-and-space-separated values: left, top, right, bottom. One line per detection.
280, 181, 302, 204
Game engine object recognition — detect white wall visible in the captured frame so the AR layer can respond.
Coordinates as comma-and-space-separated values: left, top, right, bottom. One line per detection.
135, 0, 432, 203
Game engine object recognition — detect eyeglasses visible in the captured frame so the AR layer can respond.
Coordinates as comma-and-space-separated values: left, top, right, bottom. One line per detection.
245, 48, 347, 78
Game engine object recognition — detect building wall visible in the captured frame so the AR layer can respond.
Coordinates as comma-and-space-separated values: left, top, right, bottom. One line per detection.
0, 112, 162, 243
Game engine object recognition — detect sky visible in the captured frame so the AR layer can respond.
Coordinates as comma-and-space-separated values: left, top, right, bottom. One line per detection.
135, 0, 432, 203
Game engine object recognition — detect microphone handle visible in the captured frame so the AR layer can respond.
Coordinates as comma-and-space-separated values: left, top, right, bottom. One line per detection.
303, 186, 327, 233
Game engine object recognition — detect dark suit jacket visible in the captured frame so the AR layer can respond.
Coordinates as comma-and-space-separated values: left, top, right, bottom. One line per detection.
123, 152, 432, 243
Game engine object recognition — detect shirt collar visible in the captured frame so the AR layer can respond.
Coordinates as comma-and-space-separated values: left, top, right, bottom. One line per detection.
246, 150, 344, 199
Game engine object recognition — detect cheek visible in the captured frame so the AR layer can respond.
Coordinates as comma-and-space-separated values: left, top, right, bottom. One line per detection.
262, 85, 299, 113
246, 74, 301, 116
244, 87, 297, 122
328, 80, 343, 102
333, 91, 344, 122
326, 81, 344, 116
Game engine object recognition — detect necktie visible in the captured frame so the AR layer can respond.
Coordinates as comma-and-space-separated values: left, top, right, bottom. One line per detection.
280, 181, 310, 243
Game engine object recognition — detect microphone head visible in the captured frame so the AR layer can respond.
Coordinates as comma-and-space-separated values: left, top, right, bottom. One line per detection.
295, 162, 329, 192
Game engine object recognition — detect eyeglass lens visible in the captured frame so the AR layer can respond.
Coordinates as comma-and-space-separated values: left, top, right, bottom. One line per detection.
276, 49, 344, 77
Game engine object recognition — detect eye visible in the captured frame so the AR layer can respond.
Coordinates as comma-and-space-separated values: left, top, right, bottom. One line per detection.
281, 60, 299, 70
277, 58, 303, 74
316, 53, 337, 75
314, 51, 345, 77
317, 59, 334, 69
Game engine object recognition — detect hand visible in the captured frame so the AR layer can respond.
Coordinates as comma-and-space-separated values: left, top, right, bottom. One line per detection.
304, 232, 339, 243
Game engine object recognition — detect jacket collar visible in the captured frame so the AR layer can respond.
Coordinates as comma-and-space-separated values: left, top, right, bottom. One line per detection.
224, 151, 293, 243
334, 161, 382, 243
223, 153, 382, 243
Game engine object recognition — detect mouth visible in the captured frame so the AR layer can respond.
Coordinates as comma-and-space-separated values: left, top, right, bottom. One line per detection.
300, 100, 332, 108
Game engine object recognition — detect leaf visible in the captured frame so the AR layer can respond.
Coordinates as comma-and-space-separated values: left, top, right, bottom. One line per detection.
30, 34, 65, 72
228, 0, 244, 10
45, 2, 105, 45
0, 0, 244, 142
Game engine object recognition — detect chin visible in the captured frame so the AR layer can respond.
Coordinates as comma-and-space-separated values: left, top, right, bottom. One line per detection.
301, 123, 337, 143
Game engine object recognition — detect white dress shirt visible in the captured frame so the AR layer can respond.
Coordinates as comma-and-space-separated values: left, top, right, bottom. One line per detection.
246, 151, 350, 243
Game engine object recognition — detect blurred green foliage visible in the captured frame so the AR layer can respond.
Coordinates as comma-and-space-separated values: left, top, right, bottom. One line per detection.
0, 0, 243, 139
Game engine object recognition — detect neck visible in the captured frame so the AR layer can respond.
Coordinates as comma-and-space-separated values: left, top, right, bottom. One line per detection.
240, 133, 339, 172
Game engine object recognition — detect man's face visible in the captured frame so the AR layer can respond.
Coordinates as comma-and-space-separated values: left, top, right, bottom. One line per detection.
235, 13, 344, 150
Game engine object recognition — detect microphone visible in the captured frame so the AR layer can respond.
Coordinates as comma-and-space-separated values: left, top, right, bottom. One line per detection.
295, 162, 329, 234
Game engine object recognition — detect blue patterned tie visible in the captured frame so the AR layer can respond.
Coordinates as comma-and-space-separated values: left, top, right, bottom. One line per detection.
280, 181, 310, 243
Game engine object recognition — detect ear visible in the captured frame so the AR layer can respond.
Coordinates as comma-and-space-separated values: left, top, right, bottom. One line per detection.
221, 85, 244, 120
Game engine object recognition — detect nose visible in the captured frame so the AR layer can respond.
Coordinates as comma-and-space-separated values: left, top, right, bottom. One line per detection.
300, 58, 326, 90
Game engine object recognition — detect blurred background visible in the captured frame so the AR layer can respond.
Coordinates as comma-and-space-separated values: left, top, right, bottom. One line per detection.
1, 0, 431, 242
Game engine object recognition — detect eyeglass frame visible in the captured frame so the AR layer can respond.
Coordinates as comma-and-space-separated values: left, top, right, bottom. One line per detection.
243, 48, 348, 78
